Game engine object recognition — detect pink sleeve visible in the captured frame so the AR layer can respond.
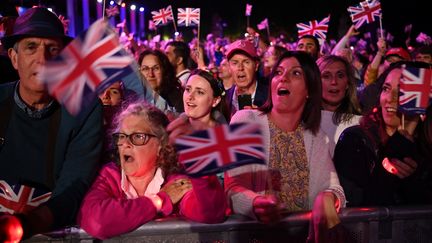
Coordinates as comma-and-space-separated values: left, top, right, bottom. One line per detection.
77, 164, 173, 239
176, 175, 227, 223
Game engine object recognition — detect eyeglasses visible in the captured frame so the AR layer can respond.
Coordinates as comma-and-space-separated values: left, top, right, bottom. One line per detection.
112, 132, 157, 146
140, 65, 161, 74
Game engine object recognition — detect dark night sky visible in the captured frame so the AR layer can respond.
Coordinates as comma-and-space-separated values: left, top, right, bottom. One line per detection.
9, 0, 432, 47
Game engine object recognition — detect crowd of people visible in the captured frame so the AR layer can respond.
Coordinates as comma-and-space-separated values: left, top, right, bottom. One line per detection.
1, 6, 431, 243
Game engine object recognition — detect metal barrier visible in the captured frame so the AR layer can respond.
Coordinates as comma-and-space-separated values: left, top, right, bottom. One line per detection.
26, 205, 432, 243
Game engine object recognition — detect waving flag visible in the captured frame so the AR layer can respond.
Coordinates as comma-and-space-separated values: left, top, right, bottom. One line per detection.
105, 5, 119, 18
177, 8, 200, 27
148, 20, 156, 30
175, 123, 265, 177
347, 0, 381, 29
0, 181, 51, 214
39, 19, 135, 115
257, 18, 268, 30
245, 4, 252, 16
296, 15, 330, 40
399, 65, 432, 115
151, 5, 174, 26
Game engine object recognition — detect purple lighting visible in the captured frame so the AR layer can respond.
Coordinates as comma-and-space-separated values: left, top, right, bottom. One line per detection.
130, 5, 136, 38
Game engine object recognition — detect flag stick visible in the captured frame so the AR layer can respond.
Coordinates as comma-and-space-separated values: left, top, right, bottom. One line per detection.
266, 22, 270, 41
102, 0, 106, 19
247, 16, 250, 28
197, 10, 201, 46
379, 14, 384, 39
172, 19, 178, 35
402, 113, 405, 130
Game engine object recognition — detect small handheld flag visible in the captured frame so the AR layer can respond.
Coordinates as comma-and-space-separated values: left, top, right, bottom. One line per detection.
296, 15, 330, 40
245, 4, 252, 16
151, 5, 174, 27
175, 123, 266, 177
39, 19, 137, 115
399, 65, 432, 115
347, 0, 381, 29
177, 8, 200, 27
257, 18, 268, 30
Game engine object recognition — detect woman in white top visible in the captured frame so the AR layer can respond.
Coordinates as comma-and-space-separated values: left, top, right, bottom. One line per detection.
317, 55, 362, 145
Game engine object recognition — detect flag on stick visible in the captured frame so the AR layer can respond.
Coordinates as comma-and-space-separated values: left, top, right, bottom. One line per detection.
347, 0, 381, 29
399, 65, 432, 115
39, 19, 138, 115
151, 5, 174, 26
175, 123, 266, 177
296, 15, 330, 40
245, 4, 252, 16
257, 18, 268, 30
177, 8, 200, 27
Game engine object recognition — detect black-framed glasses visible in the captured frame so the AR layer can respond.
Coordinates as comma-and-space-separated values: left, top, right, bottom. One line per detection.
112, 133, 157, 146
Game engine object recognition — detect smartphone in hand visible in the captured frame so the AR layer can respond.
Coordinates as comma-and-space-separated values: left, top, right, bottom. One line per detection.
238, 94, 252, 110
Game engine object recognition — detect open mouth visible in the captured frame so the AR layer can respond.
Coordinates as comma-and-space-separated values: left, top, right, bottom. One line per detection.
186, 102, 197, 108
123, 154, 134, 163
277, 88, 290, 96
237, 74, 246, 81
328, 89, 340, 94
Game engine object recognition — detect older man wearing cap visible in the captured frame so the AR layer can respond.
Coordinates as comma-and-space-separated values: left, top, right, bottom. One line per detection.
225, 39, 268, 120
0, 7, 103, 240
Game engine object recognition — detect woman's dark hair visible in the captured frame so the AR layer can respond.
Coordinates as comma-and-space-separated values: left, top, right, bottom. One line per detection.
317, 55, 362, 124
360, 61, 431, 146
259, 51, 322, 135
138, 49, 184, 112
360, 61, 431, 114
111, 101, 180, 177
186, 69, 230, 123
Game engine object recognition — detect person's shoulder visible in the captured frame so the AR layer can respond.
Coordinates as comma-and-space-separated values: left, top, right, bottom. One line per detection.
60, 98, 103, 124
337, 124, 365, 143
99, 162, 121, 179
0, 81, 16, 101
230, 109, 264, 124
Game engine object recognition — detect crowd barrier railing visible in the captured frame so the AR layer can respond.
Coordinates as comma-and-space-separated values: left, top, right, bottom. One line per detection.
26, 205, 432, 243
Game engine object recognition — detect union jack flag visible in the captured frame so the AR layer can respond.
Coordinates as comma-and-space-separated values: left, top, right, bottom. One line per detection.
0, 181, 51, 214
148, 20, 156, 30
105, 5, 119, 18
257, 18, 268, 30
177, 8, 200, 27
399, 66, 432, 115
175, 123, 266, 177
39, 19, 135, 115
245, 4, 252, 16
347, 0, 381, 29
151, 5, 174, 26
296, 15, 330, 40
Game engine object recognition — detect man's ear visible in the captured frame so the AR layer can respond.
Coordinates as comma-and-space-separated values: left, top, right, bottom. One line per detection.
8, 47, 18, 70
254, 60, 259, 72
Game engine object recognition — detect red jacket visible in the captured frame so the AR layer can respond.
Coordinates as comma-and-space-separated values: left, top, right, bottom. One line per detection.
77, 163, 226, 239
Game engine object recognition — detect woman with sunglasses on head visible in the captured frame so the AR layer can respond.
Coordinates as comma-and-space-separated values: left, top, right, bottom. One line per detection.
77, 102, 226, 240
